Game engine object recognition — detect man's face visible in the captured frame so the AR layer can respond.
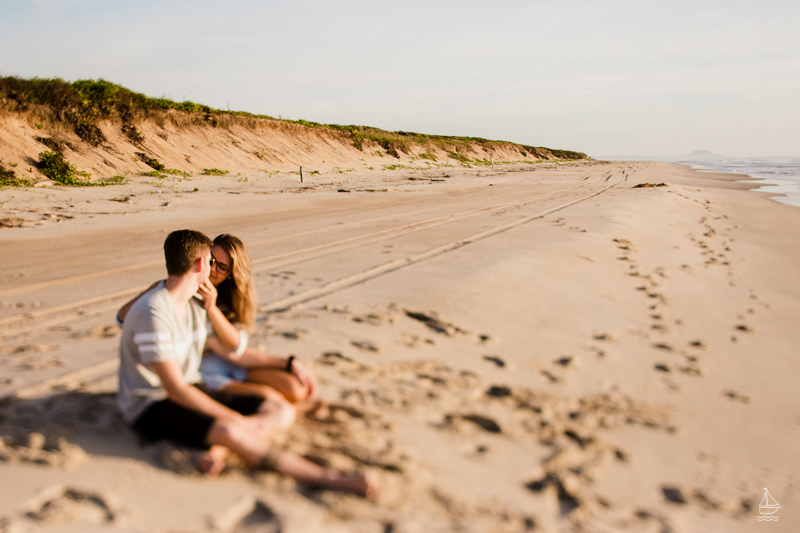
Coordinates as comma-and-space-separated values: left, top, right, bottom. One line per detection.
198, 249, 212, 284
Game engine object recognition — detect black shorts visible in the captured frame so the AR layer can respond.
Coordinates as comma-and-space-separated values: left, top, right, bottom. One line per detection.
131, 384, 264, 449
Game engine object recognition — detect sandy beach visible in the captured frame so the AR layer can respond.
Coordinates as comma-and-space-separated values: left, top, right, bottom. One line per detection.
1, 160, 798, 532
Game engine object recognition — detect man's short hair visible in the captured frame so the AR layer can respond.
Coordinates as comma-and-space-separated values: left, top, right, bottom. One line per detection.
164, 230, 213, 276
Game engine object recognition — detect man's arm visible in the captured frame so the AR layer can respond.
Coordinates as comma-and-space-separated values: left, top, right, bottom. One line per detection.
151, 360, 243, 421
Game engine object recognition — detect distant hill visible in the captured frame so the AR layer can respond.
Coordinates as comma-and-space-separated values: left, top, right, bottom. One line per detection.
685, 150, 723, 159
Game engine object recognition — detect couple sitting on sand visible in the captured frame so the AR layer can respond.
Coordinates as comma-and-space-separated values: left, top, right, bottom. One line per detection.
116, 229, 375, 496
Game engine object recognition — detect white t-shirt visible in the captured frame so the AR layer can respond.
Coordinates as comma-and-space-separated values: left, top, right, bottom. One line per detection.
117, 281, 208, 422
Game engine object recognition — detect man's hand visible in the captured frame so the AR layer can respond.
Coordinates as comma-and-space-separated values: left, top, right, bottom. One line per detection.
197, 279, 219, 312
289, 358, 317, 400
151, 361, 242, 420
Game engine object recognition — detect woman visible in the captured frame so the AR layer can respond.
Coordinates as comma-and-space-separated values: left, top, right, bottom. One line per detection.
118, 234, 318, 411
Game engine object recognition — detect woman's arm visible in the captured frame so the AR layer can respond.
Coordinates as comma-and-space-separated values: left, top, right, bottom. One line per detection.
117, 281, 161, 324
206, 341, 317, 401
198, 279, 240, 350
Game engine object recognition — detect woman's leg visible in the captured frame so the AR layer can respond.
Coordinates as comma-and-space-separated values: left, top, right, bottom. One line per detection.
245, 367, 309, 403
204, 409, 375, 497
270, 451, 377, 498
222, 379, 325, 416
221, 380, 287, 402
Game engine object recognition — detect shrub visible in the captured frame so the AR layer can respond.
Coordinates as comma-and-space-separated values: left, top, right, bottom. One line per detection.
202, 168, 229, 176
447, 151, 470, 163
163, 168, 190, 177
134, 152, 165, 170
101, 175, 128, 184
38, 150, 93, 186
0, 163, 35, 186
141, 170, 168, 178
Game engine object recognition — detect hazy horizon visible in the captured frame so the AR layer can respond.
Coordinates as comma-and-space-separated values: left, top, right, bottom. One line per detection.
2, 0, 798, 158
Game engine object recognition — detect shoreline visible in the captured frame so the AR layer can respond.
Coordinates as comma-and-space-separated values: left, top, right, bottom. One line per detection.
603, 156, 800, 208
2, 160, 798, 531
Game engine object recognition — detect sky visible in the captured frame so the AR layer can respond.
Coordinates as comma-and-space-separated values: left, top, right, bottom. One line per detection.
1, 0, 798, 158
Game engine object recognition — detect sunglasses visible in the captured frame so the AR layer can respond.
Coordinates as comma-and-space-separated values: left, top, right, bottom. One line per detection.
209, 255, 231, 275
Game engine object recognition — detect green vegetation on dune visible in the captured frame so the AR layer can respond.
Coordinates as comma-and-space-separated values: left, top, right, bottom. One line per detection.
202, 168, 230, 176
0, 76, 589, 161
0, 163, 35, 187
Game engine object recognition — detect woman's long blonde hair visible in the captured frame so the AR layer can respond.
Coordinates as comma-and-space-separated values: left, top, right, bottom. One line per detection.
213, 234, 257, 331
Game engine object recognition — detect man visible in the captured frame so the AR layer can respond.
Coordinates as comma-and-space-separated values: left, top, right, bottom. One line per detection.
118, 229, 374, 496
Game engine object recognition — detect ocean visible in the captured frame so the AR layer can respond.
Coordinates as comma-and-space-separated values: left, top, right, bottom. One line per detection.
601, 156, 800, 208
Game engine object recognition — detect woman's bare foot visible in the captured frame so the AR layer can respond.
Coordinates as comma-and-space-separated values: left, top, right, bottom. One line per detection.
295, 398, 329, 419
326, 470, 378, 498
192, 445, 230, 476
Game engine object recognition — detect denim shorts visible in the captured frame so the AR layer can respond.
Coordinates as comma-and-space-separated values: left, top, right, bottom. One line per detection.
199, 353, 248, 391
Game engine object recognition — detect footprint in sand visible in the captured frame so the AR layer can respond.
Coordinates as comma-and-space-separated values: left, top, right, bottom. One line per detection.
437, 413, 503, 434
404, 310, 466, 336
0, 432, 87, 468
460, 414, 503, 434
662, 486, 687, 504
208, 497, 283, 533
586, 346, 606, 358
352, 312, 394, 326
525, 474, 581, 516
72, 325, 120, 339
485, 385, 512, 398
613, 238, 634, 250
540, 370, 561, 383
722, 390, 750, 404
24, 486, 118, 525
482, 355, 506, 368
0, 344, 59, 356
318, 350, 355, 364
15, 355, 65, 371
400, 333, 436, 348
316, 352, 371, 374
464, 443, 490, 459
351, 340, 379, 352
274, 329, 305, 340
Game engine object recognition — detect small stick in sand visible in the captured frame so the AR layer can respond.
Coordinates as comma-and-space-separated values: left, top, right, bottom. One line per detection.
300, 166, 303, 183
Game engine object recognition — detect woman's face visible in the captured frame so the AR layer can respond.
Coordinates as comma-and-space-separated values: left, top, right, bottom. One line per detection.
209, 245, 232, 286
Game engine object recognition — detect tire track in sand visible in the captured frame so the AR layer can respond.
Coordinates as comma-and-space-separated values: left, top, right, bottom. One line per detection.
0, 175, 606, 331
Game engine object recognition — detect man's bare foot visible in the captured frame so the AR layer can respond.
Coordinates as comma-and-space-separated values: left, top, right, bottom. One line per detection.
192, 445, 230, 476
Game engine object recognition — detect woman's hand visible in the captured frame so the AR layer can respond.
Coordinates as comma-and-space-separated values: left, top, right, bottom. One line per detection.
198, 278, 219, 312
289, 358, 317, 400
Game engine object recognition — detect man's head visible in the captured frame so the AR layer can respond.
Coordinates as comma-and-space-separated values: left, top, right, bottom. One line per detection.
164, 230, 214, 277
